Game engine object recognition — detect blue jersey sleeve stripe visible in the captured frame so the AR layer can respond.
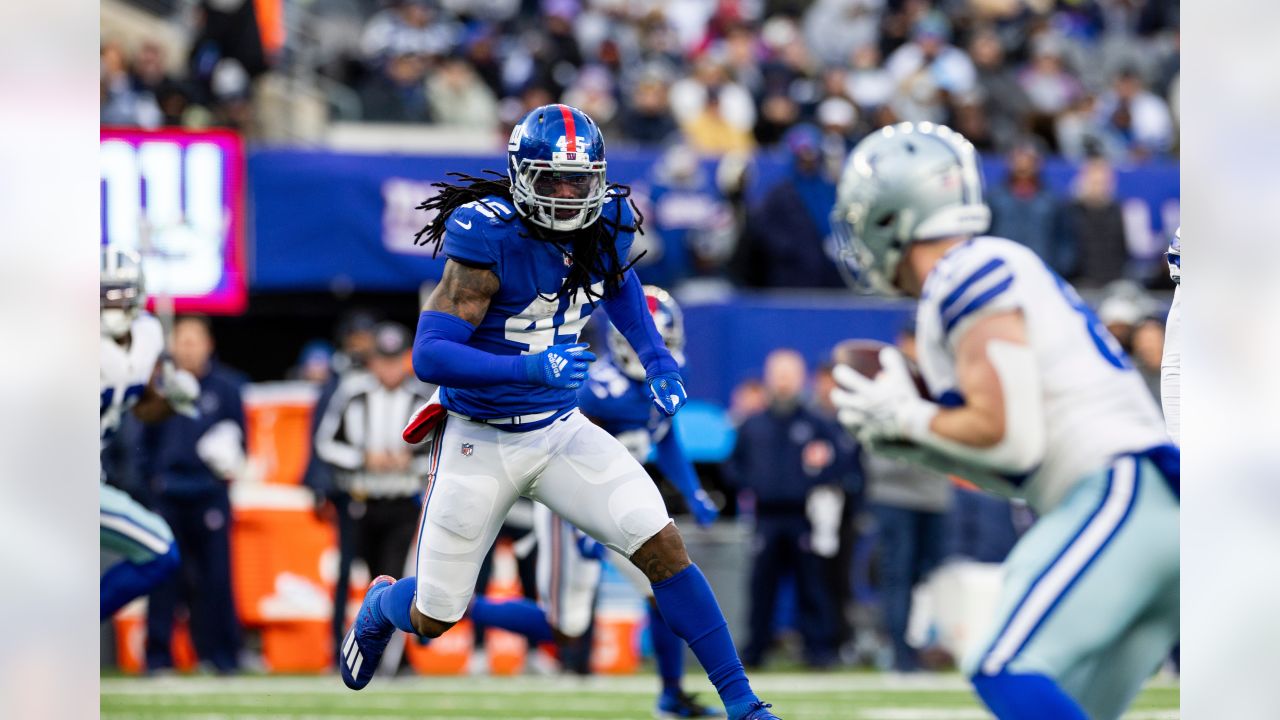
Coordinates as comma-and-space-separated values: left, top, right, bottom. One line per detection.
943, 275, 1015, 334
939, 258, 1006, 317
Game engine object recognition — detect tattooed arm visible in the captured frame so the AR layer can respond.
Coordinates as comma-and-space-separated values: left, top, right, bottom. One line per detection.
424, 260, 500, 324
412, 260, 531, 388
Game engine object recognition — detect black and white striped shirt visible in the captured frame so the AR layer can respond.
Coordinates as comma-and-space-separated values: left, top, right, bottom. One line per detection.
314, 371, 436, 499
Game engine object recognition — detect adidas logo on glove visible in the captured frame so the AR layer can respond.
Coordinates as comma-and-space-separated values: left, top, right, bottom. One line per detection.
548, 353, 568, 377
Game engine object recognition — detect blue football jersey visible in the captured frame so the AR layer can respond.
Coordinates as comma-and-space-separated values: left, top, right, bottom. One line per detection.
578, 359, 671, 448
438, 192, 636, 423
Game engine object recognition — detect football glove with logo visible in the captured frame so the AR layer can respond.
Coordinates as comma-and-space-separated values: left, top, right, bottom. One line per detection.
647, 371, 687, 416
524, 343, 596, 389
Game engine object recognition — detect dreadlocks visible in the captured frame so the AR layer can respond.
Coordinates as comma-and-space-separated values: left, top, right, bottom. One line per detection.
413, 171, 645, 304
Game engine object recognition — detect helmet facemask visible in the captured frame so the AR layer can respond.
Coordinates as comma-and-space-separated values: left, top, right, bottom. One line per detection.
510, 159, 608, 233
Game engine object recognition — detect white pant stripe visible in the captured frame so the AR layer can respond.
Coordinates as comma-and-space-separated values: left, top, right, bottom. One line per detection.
100, 514, 170, 556
980, 456, 1138, 676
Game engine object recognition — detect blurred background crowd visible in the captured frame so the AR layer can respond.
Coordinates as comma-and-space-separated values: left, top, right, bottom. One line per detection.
104, 0, 1178, 163
100, 0, 1178, 680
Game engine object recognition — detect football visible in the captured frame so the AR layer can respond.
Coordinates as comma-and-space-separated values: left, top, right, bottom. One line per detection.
831, 339, 930, 397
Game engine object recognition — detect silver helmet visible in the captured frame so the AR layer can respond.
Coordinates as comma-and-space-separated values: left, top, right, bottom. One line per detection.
832, 122, 991, 295
608, 285, 685, 381
101, 246, 146, 339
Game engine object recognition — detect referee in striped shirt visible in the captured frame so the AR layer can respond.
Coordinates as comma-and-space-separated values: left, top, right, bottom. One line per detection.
315, 322, 436, 587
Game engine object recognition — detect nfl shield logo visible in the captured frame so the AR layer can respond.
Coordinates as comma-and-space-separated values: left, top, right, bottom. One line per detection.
461, 443, 474, 457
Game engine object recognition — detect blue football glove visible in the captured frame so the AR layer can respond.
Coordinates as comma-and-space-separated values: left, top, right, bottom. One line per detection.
524, 343, 596, 390
688, 488, 720, 528
646, 371, 687, 416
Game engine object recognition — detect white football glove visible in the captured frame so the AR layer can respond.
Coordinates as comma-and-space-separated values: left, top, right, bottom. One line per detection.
196, 419, 247, 482
159, 361, 201, 418
830, 347, 938, 446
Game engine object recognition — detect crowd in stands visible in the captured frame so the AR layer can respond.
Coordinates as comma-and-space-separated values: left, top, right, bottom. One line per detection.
105, 0, 1178, 162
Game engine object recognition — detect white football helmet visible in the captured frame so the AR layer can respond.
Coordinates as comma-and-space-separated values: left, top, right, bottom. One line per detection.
101, 246, 146, 339
831, 122, 991, 295
608, 285, 685, 381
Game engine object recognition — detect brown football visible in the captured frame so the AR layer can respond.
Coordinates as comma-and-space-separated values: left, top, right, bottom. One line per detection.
831, 339, 930, 397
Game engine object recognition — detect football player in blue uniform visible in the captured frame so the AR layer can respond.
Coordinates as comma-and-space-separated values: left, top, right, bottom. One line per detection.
468, 285, 723, 717
338, 105, 779, 720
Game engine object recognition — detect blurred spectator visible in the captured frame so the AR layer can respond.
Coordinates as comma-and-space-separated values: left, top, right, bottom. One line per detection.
314, 322, 436, 654
427, 57, 499, 129
1017, 34, 1083, 151
754, 92, 802, 148
561, 65, 619, 137
816, 96, 859, 160
731, 125, 842, 288
681, 86, 757, 155
987, 139, 1069, 273
130, 42, 193, 128
728, 349, 843, 668
866, 325, 952, 672
287, 340, 335, 385
618, 68, 678, 143
359, 0, 457, 68
884, 12, 976, 124
1059, 156, 1130, 287
845, 45, 895, 116
633, 145, 736, 285
967, 28, 1032, 154
144, 316, 247, 674
1093, 66, 1174, 161
102, 42, 162, 129
670, 56, 756, 139
803, 0, 883, 67
359, 53, 431, 122
728, 377, 767, 426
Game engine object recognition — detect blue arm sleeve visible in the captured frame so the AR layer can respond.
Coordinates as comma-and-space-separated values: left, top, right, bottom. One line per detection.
654, 427, 704, 504
413, 311, 531, 388
601, 269, 679, 378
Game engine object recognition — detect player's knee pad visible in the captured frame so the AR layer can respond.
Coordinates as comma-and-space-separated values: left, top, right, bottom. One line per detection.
971, 671, 1088, 720
426, 477, 499, 554
606, 481, 672, 556
416, 560, 481, 624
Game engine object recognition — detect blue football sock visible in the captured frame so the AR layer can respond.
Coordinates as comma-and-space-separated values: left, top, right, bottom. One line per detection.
648, 600, 684, 695
652, 564, 758, 719
470, 597, 555, 645
972, 671, 1089, 720
377, 576, 420, 635
100, 545, 180, 621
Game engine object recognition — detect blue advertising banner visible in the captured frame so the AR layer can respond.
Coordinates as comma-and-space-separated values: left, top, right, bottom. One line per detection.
249, 147, 1178, 292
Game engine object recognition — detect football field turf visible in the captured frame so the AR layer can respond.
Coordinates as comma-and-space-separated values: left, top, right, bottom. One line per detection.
101, 672, 1179, 719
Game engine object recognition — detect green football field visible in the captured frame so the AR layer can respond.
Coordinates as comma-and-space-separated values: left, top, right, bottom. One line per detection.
101, 672, 1179, 719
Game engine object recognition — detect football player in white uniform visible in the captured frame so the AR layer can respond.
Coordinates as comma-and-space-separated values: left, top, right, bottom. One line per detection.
827, 123, 1178, 720
99, 247, 200, 620
1161, 228, 1180, 443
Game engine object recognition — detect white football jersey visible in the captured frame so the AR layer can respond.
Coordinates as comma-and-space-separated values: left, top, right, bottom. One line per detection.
915, 236, 1168, 513
100, 313, 165, 451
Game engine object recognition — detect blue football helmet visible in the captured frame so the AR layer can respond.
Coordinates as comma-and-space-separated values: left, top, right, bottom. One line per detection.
507, 104, 609, 232
608, 285, 685, 381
